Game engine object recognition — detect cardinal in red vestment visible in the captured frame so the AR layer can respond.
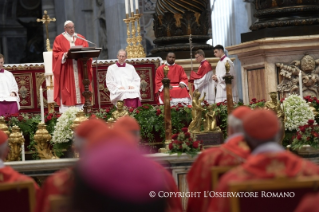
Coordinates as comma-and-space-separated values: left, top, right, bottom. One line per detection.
155, 52, 191, 105
35, 119, 110, 212
187, 106, 252, 212
0, 130, 40, 201
52, 20, 93, 113
295, 193, 319, 212
208, 109, 319, 212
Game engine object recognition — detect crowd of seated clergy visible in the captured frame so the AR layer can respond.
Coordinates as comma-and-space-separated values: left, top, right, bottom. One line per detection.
1, 107, 319, 212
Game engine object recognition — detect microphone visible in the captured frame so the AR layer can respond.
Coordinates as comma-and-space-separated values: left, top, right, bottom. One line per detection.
73, 35, 96, 47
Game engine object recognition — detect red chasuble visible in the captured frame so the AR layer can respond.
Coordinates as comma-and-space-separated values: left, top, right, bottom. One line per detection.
0, 166, 40, 199
189, 60, 212, 82
35, 168, 74, 212
208, 151, 319, 212
155, 64, 189, 101
186, 135, 250, 212
52, 34, 93, 106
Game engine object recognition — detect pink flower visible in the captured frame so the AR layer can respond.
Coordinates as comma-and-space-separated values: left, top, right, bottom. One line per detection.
252, 98, 257, 103
187, 105, 192, 108
192, 141, 199, 149
185, 132, 190, 138
181, 127, 188, 133
136, 110, 140, 114
171, 134, 178, 139
308, 120, 315, 125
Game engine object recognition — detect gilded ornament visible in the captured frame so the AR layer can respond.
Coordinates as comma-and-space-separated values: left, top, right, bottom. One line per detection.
7, 126, 25, 161
188, 90, 206, 133
0, 117, 10, 137
34, 123, 57, 159
110, 101, 129, 121
71, 111, 88, 131
204, 105, 221, 132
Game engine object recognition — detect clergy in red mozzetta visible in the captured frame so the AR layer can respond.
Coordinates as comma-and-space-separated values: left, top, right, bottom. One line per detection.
0, 130, 40, 198
0, 54, 20, 116
35, 119, 111, 212
155, 52, 191, 105
186, 106, 252, 212
189, 49, 215, 104
105, 49, 141, 108
52, 20, 93, 113
208, 109, 319, 212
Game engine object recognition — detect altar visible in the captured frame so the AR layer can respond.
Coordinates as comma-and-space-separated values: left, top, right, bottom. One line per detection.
4, 57, 162, 113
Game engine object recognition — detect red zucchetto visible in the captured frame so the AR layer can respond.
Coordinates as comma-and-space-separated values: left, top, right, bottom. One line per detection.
231, 106, 252, 120
243, 109, 280, 140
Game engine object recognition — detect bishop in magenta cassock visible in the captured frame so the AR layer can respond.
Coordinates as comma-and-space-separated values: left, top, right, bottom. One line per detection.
187, 106, 252, 212
0, 54, 20, 116
189, 49, 215, 104
155, 52, 191, 105
208, 109, 319, 212
52, 20, 93, 113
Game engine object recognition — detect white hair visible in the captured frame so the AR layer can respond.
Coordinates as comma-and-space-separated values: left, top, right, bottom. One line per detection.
117, 49, 127, 56
227, 115, 244, 134
64, 20, 74, 27
0, 141, 8, 158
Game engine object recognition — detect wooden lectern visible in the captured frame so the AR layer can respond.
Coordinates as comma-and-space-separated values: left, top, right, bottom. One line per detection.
67, 47, 101, 114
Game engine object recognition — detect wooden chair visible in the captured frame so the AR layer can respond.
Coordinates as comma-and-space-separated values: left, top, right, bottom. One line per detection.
0, 181, 35, 212
211, 166, 234, 190
229, 176, 319, 212
49, 195, 71, 212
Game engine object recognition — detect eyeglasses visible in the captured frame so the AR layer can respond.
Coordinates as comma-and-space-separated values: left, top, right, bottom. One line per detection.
66, 26, 75, 29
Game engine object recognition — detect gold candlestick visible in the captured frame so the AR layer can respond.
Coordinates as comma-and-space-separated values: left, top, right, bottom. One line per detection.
124, 14, 132, 58
134, 10, 146, 58
130, 12, 137, 58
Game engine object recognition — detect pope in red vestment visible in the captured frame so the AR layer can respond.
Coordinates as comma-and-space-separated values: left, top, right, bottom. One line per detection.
155, 52, 190, 105
187, 106, 252, 212
208, 109, 319, 212
52, 21, 92, 111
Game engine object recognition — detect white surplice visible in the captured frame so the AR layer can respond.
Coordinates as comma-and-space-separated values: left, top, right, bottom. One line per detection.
193, 70, 215, 104
105, 63, 141, 105
215, 56, 238, 103
0, 70, 20, 109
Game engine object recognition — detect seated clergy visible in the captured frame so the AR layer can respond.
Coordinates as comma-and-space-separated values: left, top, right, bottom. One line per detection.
0, 54, 20, 116
208, 109, 319, 212
0, 130, 40, 197
155, 52, 191, 105
187, 106, 252, 212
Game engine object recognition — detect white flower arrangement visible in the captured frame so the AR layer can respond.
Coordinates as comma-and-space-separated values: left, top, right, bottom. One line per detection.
283, 94, 314, 131
52, 107, 80, 143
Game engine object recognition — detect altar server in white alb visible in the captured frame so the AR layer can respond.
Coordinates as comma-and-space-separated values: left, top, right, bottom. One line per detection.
105, 49, 141, 108
0, 54, 20, 116
212, 45, 238, 103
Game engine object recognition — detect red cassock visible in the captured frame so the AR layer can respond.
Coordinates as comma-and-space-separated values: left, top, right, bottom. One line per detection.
189, 60, 212, 82
0, 166, 40, 199
35, 168, 74, 212
155, 64, 189, 101
52, 34, 93, 106
208, 151, 319, 212
186, 135, 250, 212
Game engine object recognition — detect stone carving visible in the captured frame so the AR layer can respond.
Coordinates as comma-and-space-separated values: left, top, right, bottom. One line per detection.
276, 54, 319, 97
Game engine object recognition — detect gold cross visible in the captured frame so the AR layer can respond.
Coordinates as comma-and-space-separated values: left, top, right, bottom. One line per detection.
37, 10, 56, 41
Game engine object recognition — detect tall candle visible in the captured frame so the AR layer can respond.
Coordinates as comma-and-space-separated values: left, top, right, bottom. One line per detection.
21, 143, 25, 161
299, 71, 303, 97
40, 87, 45, 123
130, 0, 134, 13
125, 0, 129, 14
135, 0, 139, 11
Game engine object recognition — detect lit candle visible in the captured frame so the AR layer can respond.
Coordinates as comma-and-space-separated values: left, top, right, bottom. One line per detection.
135, 0, 139, 11
299, 71, 303, 97
21, 142, 25, 161
40, 87, 45, 123
130, 0, 134, 13
125, 0, 129, 14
